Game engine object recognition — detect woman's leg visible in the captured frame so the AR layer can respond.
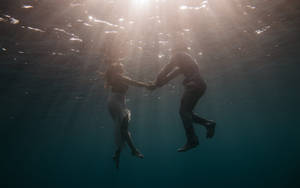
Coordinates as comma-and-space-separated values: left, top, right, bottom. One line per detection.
109, 107, 126, 168
111, 118, 125, 168
121, 115, 144, 158
112, 146, 121, 169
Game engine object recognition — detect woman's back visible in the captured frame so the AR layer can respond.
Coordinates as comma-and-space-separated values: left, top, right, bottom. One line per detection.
105, 63, 129, 95
109, 75, 129, 94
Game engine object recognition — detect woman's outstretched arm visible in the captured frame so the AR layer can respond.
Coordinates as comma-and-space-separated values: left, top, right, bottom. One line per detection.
118, 75, 150, 88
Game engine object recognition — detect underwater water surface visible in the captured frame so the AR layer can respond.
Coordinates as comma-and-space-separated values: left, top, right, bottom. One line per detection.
1, 0, 300, 187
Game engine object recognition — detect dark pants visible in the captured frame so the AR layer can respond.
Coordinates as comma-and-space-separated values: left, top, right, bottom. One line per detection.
179, 86, 209, 143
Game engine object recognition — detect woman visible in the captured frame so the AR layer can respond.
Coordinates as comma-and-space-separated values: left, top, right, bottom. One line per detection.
103, 62, 152, 168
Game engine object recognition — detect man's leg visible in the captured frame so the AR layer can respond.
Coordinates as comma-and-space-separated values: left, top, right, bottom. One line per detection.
192, 114, 209, 124
185, 86, 216, 138
178, 90, 201, 152
192, 113, 216, 138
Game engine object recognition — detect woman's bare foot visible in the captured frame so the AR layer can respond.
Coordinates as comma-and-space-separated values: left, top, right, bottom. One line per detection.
112, 150, 121, 169
132, 149, 144, 159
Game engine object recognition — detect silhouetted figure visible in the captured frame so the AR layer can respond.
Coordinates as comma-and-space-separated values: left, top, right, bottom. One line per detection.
153, 44, 216, 152
103, 63, 151, 168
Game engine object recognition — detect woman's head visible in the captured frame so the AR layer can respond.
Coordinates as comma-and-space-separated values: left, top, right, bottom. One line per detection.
109, 63, 124, 74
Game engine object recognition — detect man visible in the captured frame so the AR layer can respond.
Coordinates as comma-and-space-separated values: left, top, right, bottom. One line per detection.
153, 43, 216, 152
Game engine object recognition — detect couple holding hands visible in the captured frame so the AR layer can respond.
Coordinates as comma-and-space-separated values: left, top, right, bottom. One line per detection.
103, 44, 216, 168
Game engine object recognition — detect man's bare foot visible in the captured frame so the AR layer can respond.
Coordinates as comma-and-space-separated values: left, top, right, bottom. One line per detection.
177, 140, 199, 152
205, 120, 216, 138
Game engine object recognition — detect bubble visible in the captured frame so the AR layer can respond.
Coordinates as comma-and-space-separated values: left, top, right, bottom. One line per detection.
22, 5, 33, 9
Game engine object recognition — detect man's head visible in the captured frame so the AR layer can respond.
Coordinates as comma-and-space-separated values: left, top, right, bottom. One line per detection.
170, 40, 189, 54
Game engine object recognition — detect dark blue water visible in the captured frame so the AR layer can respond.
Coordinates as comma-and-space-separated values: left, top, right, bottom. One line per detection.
1, 0, 300, 187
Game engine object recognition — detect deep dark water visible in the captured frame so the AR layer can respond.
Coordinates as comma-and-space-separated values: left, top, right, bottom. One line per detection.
1, 0, 300, 187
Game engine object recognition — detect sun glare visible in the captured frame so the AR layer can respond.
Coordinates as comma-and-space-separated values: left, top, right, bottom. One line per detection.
131, 0, 150, 8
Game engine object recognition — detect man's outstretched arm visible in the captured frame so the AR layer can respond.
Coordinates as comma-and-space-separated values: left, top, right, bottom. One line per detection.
117, 75, 150, 88
155, 55, 178, 87
155, 68, 181, 87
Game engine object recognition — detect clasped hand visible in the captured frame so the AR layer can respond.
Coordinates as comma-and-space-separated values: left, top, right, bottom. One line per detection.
145, 81, 157, 91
